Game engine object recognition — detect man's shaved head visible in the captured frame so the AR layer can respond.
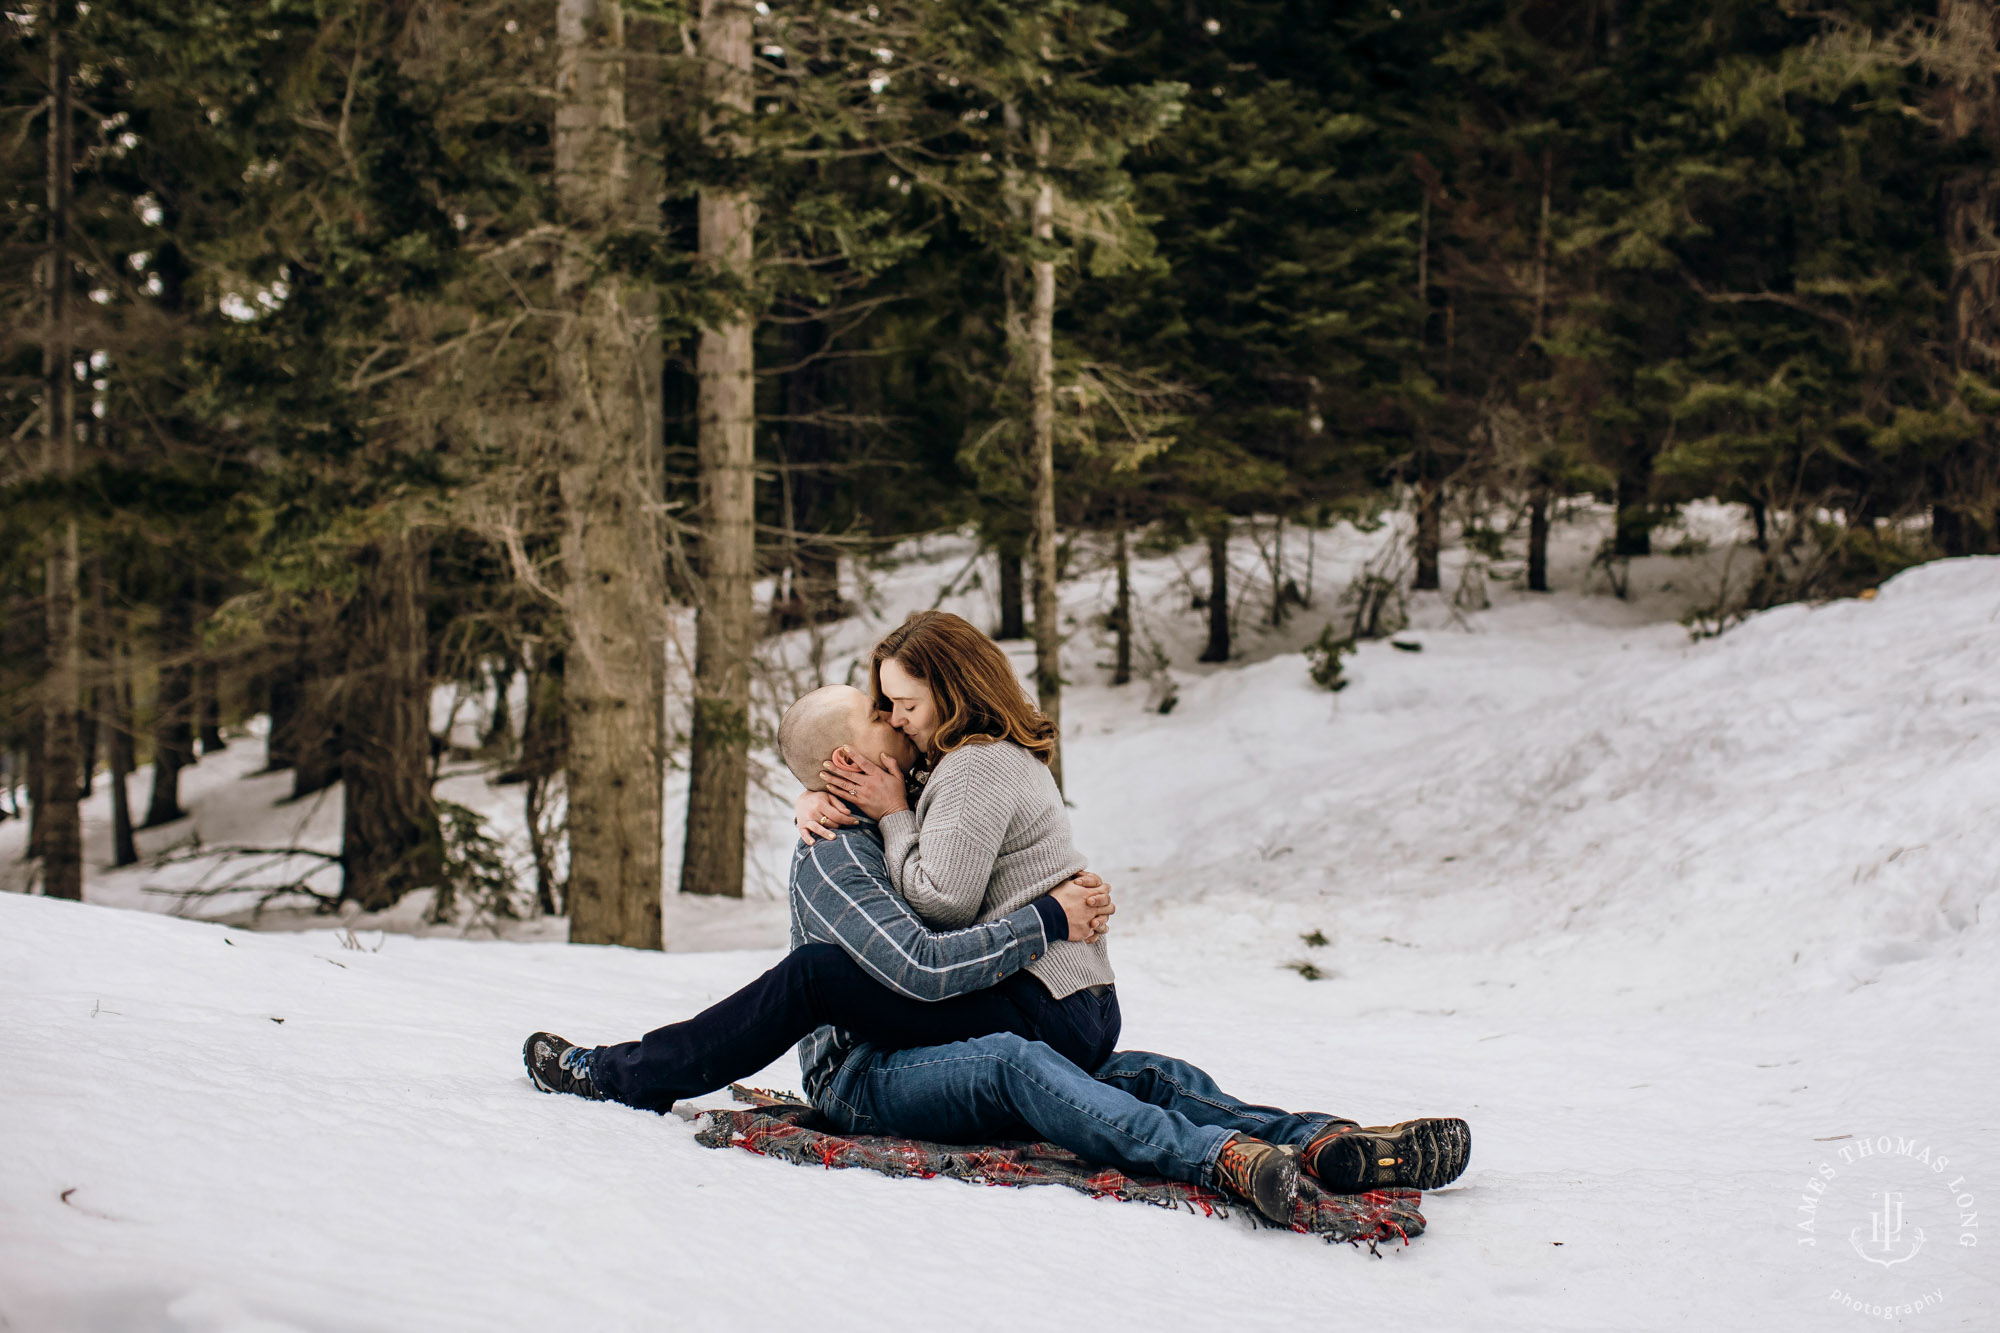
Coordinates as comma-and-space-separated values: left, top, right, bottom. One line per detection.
778, 685, 869, 788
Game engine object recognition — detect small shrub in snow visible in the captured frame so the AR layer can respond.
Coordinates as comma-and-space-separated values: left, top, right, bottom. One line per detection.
430, 801, 527, 926
1139, 630, 1179, 714
1304, 624, 1357, 692
1454, 558, 1490, 611
1462, 524, 1507, 560
1340, 571, 1407, 639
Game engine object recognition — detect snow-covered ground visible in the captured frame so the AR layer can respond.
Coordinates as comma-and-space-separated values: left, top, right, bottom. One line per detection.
3, 507, 1996, 1331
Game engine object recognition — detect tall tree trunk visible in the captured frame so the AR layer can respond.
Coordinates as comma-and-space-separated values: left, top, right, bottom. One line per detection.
681, 0, 756, 900
96, 570, 137, 869
1414, 477, 1443, 591
521, 645, 566, 913
75, 686, 95, 798
1527, 486, 1551, 592
770, 315, 843, 630
1941, 1, 2000, 375
143, 591, 194, 827
1266, 515, 1287, 627
1027, 127, 1063, 792
1111, 522, 1132, 686
266, 611, 304, 772
26, 711, 44, 858
515, 644, 567, 917
482, 657, 515, 753
338, 534, 443, 912
290, 630, 342, 800
1936, 3, 2000, 556
197, 656, 224, 754
106, 672, 137, 868
554, 0, 668, 939
37, 0, 81, 899
1528, 147, 1554, 597
1200, 523, 1230, 663
1612, 447, 1652, 556
996, 544, 1026, 639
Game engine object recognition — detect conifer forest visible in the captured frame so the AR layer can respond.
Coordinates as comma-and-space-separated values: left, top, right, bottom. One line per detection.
6, 0, 2000, 938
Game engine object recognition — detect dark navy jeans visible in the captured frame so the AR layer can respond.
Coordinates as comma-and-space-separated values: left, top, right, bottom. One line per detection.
590, 941, 1121, 1113
817, 1039, 1344, 1188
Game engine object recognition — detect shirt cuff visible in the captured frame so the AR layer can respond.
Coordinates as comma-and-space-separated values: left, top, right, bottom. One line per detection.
1029, 894, 1067, 949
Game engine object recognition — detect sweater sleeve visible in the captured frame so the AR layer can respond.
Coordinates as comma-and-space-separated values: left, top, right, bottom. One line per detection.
879, 744, 1019, 928
792, 829, 1050, 1001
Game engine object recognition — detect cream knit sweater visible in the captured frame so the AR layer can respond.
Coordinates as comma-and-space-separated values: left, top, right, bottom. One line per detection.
877, 738, 1113, 999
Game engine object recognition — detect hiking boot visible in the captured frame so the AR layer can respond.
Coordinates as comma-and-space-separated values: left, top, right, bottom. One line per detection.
523, 1031, 607, 1101
1213, 1135, 1301, 1226
1303, 1117, 1470, 1192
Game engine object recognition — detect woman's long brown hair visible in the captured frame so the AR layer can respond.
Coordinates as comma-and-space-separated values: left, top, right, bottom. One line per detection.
869, 611, 1057, 766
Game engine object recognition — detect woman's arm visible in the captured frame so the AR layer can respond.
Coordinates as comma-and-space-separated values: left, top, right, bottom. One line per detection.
877, 745, 1019, 928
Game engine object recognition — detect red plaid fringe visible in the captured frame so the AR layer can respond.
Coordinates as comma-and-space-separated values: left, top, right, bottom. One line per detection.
693, 1085, 1425, 1252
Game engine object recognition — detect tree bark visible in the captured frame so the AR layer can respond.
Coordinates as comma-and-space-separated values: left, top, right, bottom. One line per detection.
1266, 515, 1287, 627
1028, 127, 1063, 792
1200, 523, 1230, 663
996, 545, 1026, 639
1527, 485, 1551, 592
1940, 1, 2000, 377
26, 708, 44, 858
1612, 453, 1653, 556
1111, 523, 1132, 686
105, 658, 137, 868
106, 690, 137, 868
770, 315, 844, 630
681, 0, 757, 900
197, 656, 224, 754
515, 644, 567, 917
1414, 478, 1443, 591
37, 0, 81, 899
338, 534, 442, 913
290, 632, 342, 800
94, 565, 136, 867
554, 0, 668, 939
144, 593, 194, 828
266, 612, 304, 772
482, 657, 515, 753
76, 688, 95, 798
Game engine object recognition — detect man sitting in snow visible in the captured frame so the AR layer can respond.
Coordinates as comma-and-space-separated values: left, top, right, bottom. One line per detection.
525, 686, 1469, 1224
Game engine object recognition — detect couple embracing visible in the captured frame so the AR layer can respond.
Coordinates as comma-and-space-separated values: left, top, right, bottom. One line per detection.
525, 610, 1470, 1225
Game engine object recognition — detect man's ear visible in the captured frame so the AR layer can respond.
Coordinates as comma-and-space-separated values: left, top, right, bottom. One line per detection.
829, 744, 854, 765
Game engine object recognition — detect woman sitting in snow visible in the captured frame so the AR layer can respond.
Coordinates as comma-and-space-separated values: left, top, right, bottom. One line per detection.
791, 611, 1119, 1072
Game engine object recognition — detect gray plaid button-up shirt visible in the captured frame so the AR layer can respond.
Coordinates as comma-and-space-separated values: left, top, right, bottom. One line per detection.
788, 814, 1055, 1101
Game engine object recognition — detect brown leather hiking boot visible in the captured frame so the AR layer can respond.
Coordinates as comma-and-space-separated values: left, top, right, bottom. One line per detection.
1303, 1117, 1470, 1192
1213, 1134, 1302, 1225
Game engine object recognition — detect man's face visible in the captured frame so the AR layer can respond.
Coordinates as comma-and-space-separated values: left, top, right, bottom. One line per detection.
848, 699, 919, 772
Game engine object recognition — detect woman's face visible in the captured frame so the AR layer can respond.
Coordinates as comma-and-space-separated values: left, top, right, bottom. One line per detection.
878, 657, 940, 755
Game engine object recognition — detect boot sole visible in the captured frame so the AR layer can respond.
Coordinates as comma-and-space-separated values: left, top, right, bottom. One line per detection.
1383, 1117, 1470, 1190
523, 1032, 566, 1095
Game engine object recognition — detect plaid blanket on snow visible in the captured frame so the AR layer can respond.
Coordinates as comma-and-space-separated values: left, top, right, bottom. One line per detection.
692, 1086, 1426, 1251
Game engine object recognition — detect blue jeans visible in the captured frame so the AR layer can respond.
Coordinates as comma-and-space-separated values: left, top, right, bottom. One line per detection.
817, 1035, 1343, 1188
589, 943, 1121, 1114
